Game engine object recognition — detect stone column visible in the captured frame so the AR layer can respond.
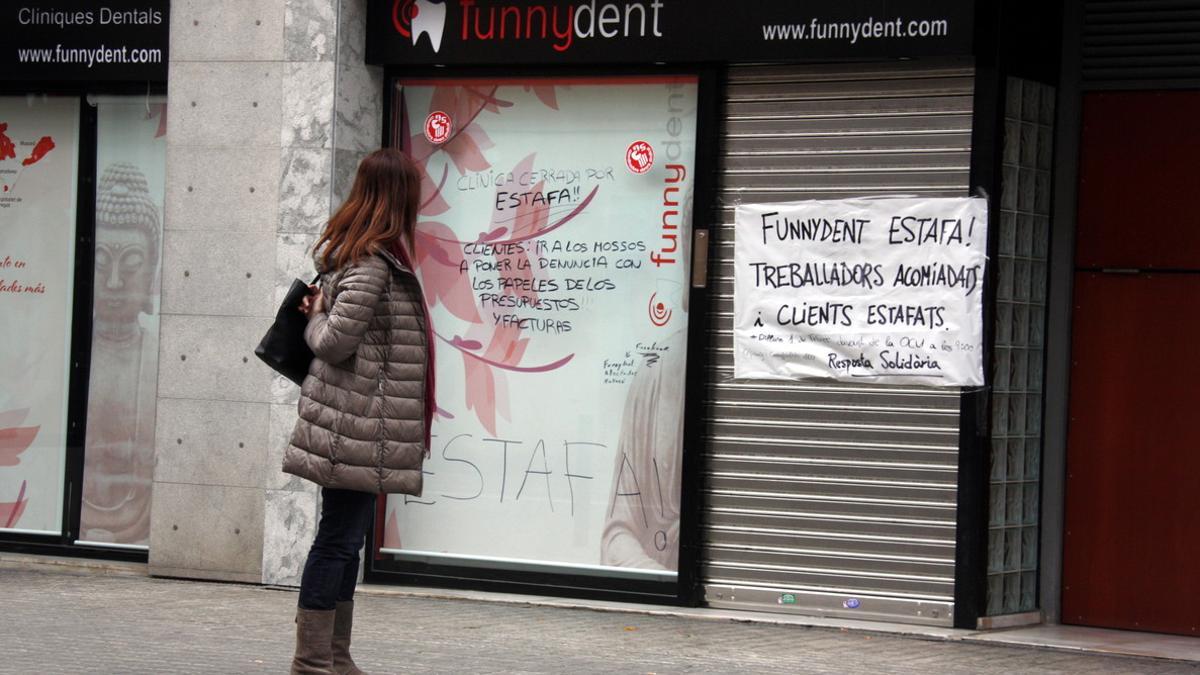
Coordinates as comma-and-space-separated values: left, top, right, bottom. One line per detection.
262, 0, 383, 588
150, 0, 381, 586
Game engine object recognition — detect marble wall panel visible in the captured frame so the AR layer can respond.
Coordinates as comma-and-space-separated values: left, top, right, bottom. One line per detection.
285, 0, 338, 62
274, 231, 322, 317
333, 0, 383, 154
272, 229, 315, 410
262, 488, 319, 586
267, 403, 307, 492
333, 64, 383, 154
282, 61, 336, 149
271, 373, 305, 408
331, 147, 369, 206
279, 148, 333, 235
275, 231, 321, 287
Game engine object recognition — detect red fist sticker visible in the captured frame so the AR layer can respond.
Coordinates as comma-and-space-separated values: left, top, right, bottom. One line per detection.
424, 111, 452, 144
626, 140, 654, 174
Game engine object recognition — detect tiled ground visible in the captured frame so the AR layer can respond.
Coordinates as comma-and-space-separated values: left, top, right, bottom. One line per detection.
2, 567, 1197, 674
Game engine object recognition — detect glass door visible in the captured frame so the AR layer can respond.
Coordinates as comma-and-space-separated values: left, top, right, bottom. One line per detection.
375, 74, 700, 595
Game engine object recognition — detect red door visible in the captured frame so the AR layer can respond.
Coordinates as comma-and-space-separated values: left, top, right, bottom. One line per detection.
1062, 91, 1200, 636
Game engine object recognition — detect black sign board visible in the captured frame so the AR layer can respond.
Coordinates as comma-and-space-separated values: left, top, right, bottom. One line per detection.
366, 0, 973, 66
2, 1, 169, 83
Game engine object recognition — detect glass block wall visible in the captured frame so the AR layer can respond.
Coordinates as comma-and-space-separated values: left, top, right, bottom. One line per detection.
987, 78, 1054, 616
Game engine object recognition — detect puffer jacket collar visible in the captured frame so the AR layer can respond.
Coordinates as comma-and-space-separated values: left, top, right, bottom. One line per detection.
314, 247, 411, 275
376, 248, 411, 275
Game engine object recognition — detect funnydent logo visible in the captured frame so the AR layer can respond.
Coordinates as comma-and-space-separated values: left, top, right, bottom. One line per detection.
648, 293, 672, 327
392, 1, 666, 54
393, 0, 447, 52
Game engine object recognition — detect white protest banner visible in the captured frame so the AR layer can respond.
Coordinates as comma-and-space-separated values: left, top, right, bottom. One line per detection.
734, 198, 987, 387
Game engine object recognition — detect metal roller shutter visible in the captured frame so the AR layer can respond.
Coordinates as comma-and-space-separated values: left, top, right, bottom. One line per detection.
700, 62, 974, 627
1083, 0, 1200, 88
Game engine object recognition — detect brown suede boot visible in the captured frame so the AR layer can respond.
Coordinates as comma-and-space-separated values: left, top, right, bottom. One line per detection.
332, 600, 366, 675
291, 607, 336, 674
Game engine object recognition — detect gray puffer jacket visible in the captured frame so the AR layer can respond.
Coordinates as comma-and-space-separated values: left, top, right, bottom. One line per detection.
283, 249, 427, 494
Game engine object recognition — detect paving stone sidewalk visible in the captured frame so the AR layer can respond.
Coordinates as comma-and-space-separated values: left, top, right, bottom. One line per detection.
2, 567, 1196, 675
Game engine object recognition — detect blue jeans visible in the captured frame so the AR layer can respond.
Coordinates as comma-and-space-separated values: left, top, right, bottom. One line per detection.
297, 487, 376, 610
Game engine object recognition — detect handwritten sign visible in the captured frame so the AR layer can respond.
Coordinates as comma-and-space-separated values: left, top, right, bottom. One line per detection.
386, 76, 697, 578
734, 198, 987, 386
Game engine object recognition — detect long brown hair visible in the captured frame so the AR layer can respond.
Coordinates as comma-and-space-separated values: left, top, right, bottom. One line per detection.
314, 148, 421, 271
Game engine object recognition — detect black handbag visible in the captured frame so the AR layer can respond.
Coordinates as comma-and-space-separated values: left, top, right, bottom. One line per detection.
254, 275, 319, 386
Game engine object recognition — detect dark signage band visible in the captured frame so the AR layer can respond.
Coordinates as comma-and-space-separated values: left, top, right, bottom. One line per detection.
3, 1, 169, 83
367, 0, 974, 65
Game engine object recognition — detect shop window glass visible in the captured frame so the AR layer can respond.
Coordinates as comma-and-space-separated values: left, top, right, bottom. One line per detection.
78, 96, 166, 548
0, 95, 81, 535
382, 75, 698, 581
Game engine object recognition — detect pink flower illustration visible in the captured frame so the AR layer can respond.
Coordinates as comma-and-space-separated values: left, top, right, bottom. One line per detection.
405, 86, 585, 433
1, 480, 27, 529
416, 158, 450, 217
0, 408, 38, 468
145, 102, 168, 139
0, 409, 36, 529
409, 85, 503, 173
383, 508, 402, 549
463, 349, 502, 433
523, 84, 559, 110
414, 221, 482, 324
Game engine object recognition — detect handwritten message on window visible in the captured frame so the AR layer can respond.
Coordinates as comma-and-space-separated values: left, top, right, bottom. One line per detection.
386, 76, 697, 577
734, 198, 987, 386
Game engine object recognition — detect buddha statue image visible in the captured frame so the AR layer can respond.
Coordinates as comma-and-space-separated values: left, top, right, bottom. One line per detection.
80, 162, 161, 546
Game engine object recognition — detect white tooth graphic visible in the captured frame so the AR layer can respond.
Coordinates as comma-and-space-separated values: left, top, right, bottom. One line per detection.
412, 0, 446, 53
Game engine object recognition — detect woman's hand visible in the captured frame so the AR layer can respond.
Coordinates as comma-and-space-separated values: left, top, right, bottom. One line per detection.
298, 285, 326, 318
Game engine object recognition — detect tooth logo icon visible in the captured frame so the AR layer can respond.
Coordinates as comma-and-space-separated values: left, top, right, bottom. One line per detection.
392, 0, 447, 53
414, 0, 447, 52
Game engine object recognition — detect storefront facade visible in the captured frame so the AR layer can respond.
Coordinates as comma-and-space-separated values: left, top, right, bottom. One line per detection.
4, 0, 1195, 638
358, 0, 989, 628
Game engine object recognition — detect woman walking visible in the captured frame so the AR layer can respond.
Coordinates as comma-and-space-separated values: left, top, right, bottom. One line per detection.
284, 148, 434, 674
